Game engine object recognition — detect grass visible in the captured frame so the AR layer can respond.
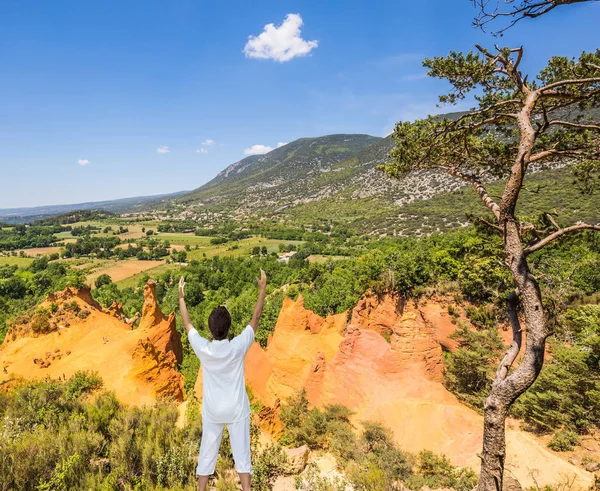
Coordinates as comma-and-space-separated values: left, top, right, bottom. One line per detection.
307, 254, 349, 263
0, 256, 34, 267
157, 234, 214, 246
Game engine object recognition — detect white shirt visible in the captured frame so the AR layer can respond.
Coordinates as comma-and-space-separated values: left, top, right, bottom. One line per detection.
188, 324, 255, 423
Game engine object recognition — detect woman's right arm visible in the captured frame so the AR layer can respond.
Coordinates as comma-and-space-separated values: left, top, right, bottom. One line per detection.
178, 276, 195, 334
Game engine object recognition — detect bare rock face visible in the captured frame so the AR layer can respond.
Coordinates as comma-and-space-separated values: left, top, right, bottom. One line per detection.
284, 445, 310, 474
4, 286, 105, 342
105, 301, 124, 319
139, 280, 183, 364
257, 398, 284, 440
351, 291, 404, 335
52, 286, 103, 311
388, 310, 445, 381
236, 295, 345, 407
130, 338, 185, 402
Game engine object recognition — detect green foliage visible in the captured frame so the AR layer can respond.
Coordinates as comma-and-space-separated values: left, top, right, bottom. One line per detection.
404, 450, 477, 491
294, 463, 348, 490
64, 371, 103, 400
94, 274, 112, 289
464, 304, 498, 330
0, 224, 65, 251
37, 453, 86, 491
0, 375, 200, 490
251, 444, 287, 491
444, 322, 505, 408
0, 258, 84, 342
513, 305, 600, 433
279, 390, 473, 490
547, 429, 581, 452
31, 310, 51, 334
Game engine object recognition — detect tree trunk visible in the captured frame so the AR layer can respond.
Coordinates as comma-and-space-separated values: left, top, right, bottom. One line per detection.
478, 397, 509, 490
476, 220, 549, 490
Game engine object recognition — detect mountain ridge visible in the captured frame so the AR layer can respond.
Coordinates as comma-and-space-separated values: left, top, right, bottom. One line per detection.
0, 191, 187, 224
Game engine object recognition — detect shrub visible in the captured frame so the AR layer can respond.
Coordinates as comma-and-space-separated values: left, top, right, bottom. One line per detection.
464, 304, 497, 330
94, 273, 112, 289
31, 311, 51, 334
548, 429, 580, 452
64, 371, 103, 400
405, 450, 477, 491
63, 301, 80, 313
295, 463, 348, 490
252, 444, 287, 491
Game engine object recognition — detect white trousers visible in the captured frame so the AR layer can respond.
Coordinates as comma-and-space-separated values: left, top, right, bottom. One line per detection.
196, 416, 252, 476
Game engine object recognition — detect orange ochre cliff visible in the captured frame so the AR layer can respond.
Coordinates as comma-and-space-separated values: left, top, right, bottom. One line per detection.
0, 280, 184, 406
0, 285, 592, 488
195, 293, 592, 488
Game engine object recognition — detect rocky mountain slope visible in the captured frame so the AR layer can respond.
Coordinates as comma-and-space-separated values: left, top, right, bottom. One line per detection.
0, 191, 186, 224
157, 106, 599, 235
177, 134, 382, 210
173, 132, 466, 220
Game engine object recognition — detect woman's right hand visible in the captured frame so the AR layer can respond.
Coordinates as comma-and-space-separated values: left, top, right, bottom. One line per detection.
178, 276, 185, 298
256, 269, 267, 290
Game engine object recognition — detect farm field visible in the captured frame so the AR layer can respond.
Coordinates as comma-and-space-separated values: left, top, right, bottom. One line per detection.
87, 259, 165, 287
116, 262, 174, 289
0, 256, 34, 267
185, 237, 301, 260
157, 233, 214, 246
55, 221, 151, 241
16, 246, 62, 257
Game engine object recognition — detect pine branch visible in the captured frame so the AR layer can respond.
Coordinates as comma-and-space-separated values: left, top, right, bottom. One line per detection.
524, 223, 600, 255
446, 167, 502, 219
547, 120, 600, 131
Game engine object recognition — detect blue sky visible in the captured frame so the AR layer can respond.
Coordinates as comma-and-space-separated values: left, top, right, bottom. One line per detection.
0, 0, 598, 208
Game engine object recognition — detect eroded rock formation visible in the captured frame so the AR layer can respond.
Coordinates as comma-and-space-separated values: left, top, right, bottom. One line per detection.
194, 292, 591, 489
1, 280, 185, 405
139, 280, 183, 364
131, 338, 184, 401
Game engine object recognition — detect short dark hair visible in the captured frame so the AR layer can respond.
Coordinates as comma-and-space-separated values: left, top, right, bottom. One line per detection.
208, 306, 231, 340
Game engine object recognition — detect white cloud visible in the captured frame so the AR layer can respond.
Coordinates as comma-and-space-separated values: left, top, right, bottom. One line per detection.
276, 142, 288, 148
202, 139, 215, 146
196, 147, 208, 154
157, 145, 170, 154
244, 144, 273, 155
243, 13, 318, 62
77, 159, 90, 166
